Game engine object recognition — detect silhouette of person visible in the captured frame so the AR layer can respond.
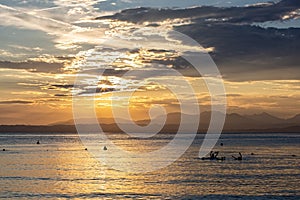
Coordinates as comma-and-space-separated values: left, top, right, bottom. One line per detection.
232, 152, 243, 160
209, 151, 219, 160
209, 151, 214, 159
214, 151, 219, 158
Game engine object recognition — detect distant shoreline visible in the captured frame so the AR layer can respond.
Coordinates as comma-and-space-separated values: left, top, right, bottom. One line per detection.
0, 125, 299, 134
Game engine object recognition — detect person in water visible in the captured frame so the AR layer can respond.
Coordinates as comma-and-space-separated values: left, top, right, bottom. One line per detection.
232, 152, 243, 160
202, 151, 224, 160
209, 151, 219, 160
209, 151, 214, 158
36, 140, 40, 145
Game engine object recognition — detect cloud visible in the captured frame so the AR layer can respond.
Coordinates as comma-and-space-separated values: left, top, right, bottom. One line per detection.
0, 4, 73, 34
97, 0, 300, 81
0, 100, 34, 104
0, 55, 78, 74
0, 61, 64, 74
0, 49, 18, 58
8, 45, 43, 52
97, 0, 300, 24
0, 3, 107, 51
50, 84, 75, 89
95, 0, 283, 12
54, 94, 70, 97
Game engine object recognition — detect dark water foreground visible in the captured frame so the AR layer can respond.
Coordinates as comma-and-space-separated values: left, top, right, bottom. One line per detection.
0, 133, 299, 199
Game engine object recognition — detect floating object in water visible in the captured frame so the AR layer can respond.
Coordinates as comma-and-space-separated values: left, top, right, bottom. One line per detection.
85, 148, 88, 151
37, 140, 40, 145
201, 157, 210, 160
201, 151, 225, 161
251, 153, 254, 155
220, 143, 224, 146
103, 146, 107, 151
2, 149, 5, 151
201, 156, 225, 161
291, 154, 296, 157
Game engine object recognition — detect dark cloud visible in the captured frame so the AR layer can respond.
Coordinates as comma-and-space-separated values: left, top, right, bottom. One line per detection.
54, 94, 69, 97
50, 84, 74, 89
48, 81, 115, 96
97, 0, 300, 81
0, 56, 76, 74
0, 61, 64, 73
97, 0, 300, 24
176, 24, 300, 81
0, 100, 33, 104
78, 87, 115, 95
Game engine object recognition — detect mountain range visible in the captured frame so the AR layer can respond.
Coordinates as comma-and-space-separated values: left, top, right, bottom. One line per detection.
0, 112, 298, 133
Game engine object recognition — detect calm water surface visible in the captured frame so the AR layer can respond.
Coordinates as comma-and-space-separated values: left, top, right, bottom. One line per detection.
0, 133, 299, 199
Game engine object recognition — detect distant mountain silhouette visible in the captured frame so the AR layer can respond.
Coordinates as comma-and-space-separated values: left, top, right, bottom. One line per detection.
1, 112, 298, 133
286, 114, 300, 124
0, 125, 76, 133
246, 112, 284, 124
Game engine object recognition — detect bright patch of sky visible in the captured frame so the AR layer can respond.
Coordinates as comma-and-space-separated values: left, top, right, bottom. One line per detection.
0, 0, 55, 8
254, 19, 300, 29
0, 26, 69, 61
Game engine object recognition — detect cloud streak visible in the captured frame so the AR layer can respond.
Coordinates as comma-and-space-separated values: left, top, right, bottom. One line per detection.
0, 100, 34, 104
0, 61, 64, 74
0, 3, 107, 50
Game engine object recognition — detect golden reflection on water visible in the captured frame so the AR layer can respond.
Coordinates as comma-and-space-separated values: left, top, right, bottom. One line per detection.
0, 133, 299, 199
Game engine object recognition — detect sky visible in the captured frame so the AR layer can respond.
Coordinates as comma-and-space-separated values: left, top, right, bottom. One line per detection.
0, 0, 299, 125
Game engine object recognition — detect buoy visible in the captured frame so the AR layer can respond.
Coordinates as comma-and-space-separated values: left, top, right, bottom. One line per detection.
103, 146, 107, 151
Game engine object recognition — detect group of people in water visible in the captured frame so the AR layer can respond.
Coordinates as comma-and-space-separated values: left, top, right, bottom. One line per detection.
201, 151, 243, 161
201, 143, 244, 160
201, 142, 244, 161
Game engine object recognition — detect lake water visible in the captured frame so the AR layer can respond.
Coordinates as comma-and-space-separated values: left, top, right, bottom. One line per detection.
0, 133, 299, 199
